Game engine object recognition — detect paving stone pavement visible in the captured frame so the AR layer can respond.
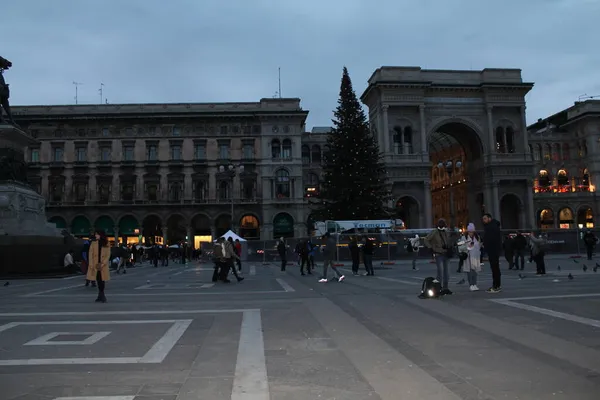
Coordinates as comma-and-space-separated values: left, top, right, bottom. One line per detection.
0, 257, 599, 400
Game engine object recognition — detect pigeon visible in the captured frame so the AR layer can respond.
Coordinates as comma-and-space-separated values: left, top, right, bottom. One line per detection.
568, 273, 574, 280
594, 265, 598, 273
3, 282, 8, 286
557, 265, 561, 271
573, 259, 579, 263
518, 273, 526, 280
596, 263, 600, 268
583, 264, 588, 272
457, 279, 465, 284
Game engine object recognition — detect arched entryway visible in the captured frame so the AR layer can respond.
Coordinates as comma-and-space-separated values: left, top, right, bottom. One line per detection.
49, 216, 67, 231
429, 121, 485, 228
94, 215, 114, 236
239, 214, 260, 239
71, 215, 91, 237
273, 212, 295, 239
538, 208, 554, 230
166, 214, 186, 245
500, 194, 522, 230
215, 214, 232, 238
191, 213, 212, 247
577, 206, 594, 229
142, 215, 162, 245
119, 215, 140, 244
558, 207, 574, 229
395, 196, 419, 229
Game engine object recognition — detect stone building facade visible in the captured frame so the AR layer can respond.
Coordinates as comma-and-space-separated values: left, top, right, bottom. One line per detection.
527, 100, 600, 230
15, 98, 313, 244
360, 66, 535, 230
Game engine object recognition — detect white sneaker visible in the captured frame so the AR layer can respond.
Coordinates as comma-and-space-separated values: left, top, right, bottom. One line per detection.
471, 285, 479, 291
469, 285, 474, 291
338, 275, 345, 282
318, 278, 328, 283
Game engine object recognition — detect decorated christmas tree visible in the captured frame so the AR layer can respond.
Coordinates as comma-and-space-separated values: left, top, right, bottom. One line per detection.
312, 67, 390, 221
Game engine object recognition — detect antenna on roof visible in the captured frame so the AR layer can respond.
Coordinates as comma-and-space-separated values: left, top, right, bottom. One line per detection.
278, 67, 282, 98
73, 81, 83, 104
99, 83, 105, 104
578, 93, 600, 101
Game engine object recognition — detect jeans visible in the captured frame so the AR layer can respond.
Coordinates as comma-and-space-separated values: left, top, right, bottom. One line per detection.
363, 254, 374, 275
434, 254, 449, 289
467, 270, 478, 286
488, 254, 501, 289
280, 257, 287, 271
534, 252, 546, 274
586, 246, 594, 260
351, 256, 359, 273
322, 259, 342, 279
514, 250, 525, 270
96, 271, 105, 299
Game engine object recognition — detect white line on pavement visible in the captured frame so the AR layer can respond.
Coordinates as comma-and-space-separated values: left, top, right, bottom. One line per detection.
232, 310, 270, 400
491, 299, 600, 329
22, 283, 84, 297
0, 309, 258, 317
56, 396, 136, 400
491, 293, 600, 301
275, 278, 295, 292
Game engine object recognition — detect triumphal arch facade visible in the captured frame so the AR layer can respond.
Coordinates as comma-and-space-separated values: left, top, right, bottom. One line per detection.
360, 66, 535, 229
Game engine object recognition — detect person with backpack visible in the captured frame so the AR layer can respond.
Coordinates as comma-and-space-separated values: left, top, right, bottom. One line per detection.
529, 231, 548, 275
424, 218, 454, 295
513, 231, 528, 270
583, 230, 597, 260
482, 213, 503, 293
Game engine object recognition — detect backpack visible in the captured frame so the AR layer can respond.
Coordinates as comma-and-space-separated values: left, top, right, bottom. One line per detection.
418, 277, 442, 299
213, 243, 224, 259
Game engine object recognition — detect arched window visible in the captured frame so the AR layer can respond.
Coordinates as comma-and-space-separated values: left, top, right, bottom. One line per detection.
505, 126, 515, 153
404, 126, 413, 154
275, 169, 290, 199
562, 143, 570, 161
311, 145, 321, 164
558, 207, 574, 229
305, 173, 319, 197
557, 169, 569, 186
538, 170, 551, 187
544, 144, 552, 160
282, 139, 292, 159
169, 182, 182, 202
271, 139, 281, 159
495, 127, 505, 153
553, 143, 561, 161
218, 180, 229, 200
539, 208, 554, 230
393, 126, 402, 154
582, 168, 590, 188
301, 145, 310, 164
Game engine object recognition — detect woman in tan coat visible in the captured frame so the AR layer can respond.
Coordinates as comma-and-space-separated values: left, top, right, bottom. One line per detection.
86, 230, 111, 303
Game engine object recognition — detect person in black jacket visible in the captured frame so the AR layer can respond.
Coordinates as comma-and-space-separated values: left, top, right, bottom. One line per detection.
482, 213, 502, 293
349, 236, 360, 275
513, 232, 527, 270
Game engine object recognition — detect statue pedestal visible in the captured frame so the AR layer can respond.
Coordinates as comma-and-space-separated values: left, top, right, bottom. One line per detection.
0, 124, 70, 276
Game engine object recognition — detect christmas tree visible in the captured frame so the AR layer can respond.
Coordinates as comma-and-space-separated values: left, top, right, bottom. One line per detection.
312, 67, 390, 221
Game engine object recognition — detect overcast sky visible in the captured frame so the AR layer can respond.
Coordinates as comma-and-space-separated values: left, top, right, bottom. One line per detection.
2, 0, 599, 128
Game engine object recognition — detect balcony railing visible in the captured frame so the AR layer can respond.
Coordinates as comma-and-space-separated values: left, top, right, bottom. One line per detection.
534, 184, 595, 194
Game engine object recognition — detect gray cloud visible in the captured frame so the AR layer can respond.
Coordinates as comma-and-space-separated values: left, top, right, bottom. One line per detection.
2, 0, 599, 126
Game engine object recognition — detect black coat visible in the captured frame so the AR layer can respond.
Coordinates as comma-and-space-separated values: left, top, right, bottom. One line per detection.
483, 219, 502, 256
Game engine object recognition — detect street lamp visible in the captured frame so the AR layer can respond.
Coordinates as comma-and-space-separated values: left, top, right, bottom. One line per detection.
219, 164, 245, 232
437, 160, 462, 229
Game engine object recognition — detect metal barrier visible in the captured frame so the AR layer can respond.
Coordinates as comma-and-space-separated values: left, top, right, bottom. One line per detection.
197, 229, 600, 265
